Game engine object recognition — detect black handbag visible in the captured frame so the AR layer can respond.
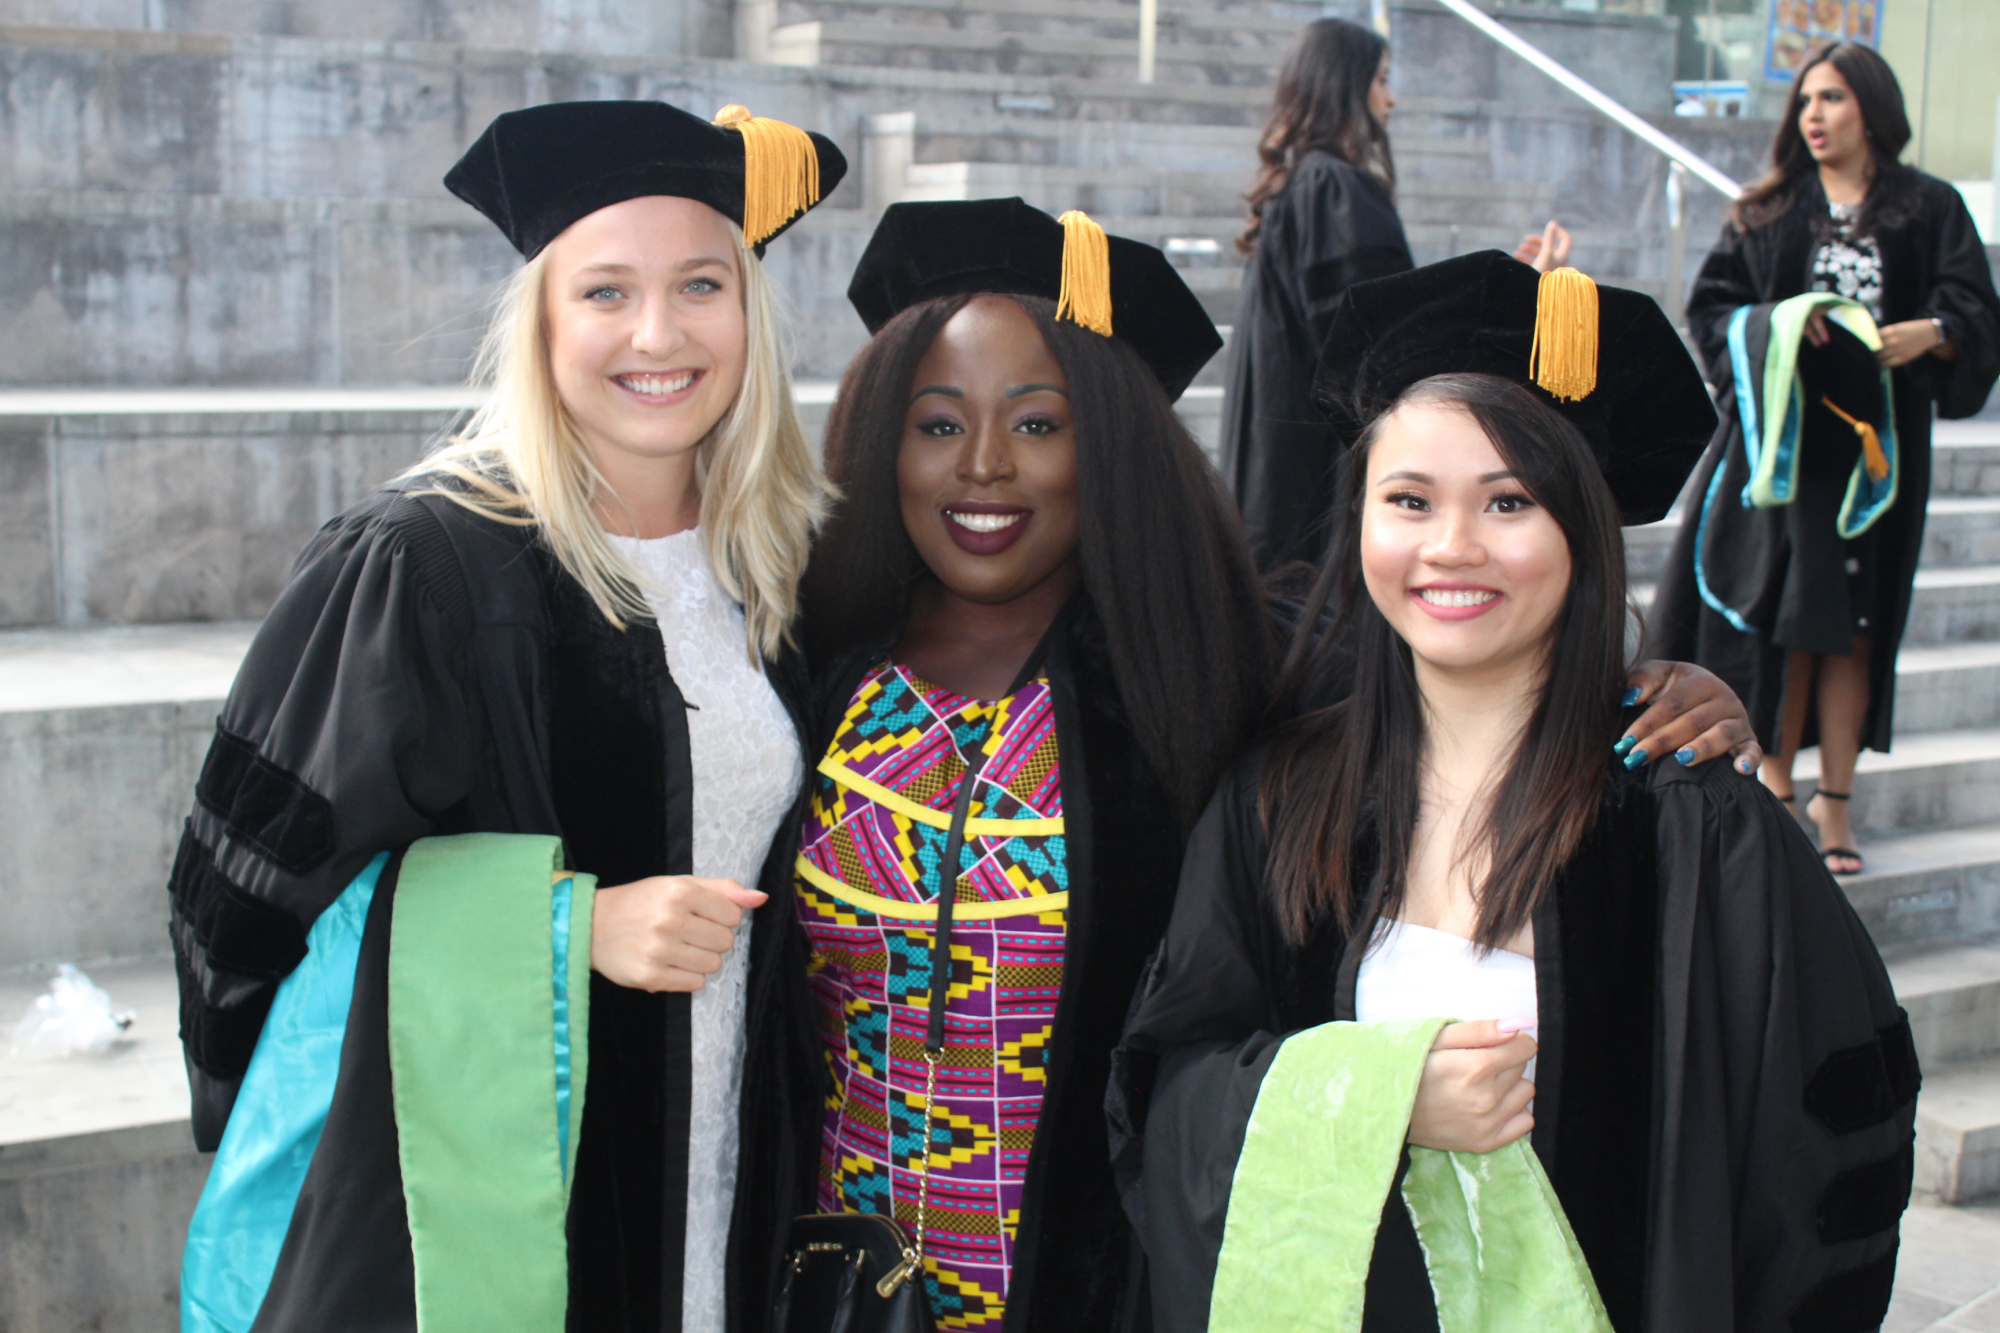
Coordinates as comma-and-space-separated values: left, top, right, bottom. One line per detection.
771, 1212, 932, 1333
774, 647, 1051, 1333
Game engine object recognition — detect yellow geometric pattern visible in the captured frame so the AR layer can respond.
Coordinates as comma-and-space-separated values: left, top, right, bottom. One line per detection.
996, 1026, 1054, 1085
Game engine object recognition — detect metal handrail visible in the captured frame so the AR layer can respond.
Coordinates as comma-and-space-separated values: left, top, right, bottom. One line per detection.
1432, 0, 1742, 199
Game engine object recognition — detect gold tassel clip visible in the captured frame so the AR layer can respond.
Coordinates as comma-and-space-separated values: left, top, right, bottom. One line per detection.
1821, 395, 1891, 483
1055, 210, 1113, 337
1528, 266, 1600, 402
712, 104, 821, 249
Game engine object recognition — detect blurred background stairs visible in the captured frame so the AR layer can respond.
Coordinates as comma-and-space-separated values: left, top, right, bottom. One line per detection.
0, 0, 1996, 1327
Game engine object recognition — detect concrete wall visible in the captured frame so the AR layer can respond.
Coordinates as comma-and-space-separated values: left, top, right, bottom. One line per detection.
0, 698, 216, 964
1394, 0, 1681, 114
0, 0, 736, 55
1, 409, 457, 627
0, 1123, 208, 1333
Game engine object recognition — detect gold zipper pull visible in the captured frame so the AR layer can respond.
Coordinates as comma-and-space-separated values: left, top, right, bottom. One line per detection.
876, 1249, 922, 1298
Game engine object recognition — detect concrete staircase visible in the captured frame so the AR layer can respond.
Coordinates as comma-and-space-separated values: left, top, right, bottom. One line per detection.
2, 0, 1994, 1326
1628, 416, 2000, 1205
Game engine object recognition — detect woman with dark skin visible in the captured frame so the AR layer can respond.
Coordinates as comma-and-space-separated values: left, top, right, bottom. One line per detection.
730, 202, 1763, 1333
1227, 17, 1571, 572
1648, 43, 2000, 874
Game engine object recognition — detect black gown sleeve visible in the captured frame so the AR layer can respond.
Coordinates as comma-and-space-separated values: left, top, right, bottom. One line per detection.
1911, 183, 2000, 419
170, 492, 480, 1147
1290, 157, 1415, 356
1111, 763, 1292, 1332
1644, 758, 1916, 1331
1685, 219, 1764, 373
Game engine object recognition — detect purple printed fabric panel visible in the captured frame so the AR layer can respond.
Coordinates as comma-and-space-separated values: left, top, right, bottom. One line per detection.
795, 662, 1068, 1331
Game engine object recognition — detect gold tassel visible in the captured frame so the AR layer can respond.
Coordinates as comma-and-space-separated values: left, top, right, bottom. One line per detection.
1528, 266, 1600, 402
1055, 210, 1114, 337
1821, 395, 1891, 483
712, 104, 821, 248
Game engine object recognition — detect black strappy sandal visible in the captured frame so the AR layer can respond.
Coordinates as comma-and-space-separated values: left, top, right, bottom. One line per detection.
1811, 789, 1864, 874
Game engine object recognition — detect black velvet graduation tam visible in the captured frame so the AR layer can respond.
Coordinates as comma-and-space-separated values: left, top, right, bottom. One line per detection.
445, 99, 847, 259
1311, 249, 1718, 525
846, 196, 1223, 401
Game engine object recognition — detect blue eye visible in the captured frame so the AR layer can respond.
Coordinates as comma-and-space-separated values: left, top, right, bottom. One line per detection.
584, 285, 622, 301
683, 276, 723, 295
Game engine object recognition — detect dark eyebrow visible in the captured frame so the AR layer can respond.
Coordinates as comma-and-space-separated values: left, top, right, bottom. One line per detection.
1005, 383, 1069, 399
1480, 470, 1517, 483
909, 384, 965, 403
1378, 470, 1431, 484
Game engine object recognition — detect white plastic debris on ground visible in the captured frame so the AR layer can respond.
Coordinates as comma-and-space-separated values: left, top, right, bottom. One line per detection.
10, 964, 136, 1058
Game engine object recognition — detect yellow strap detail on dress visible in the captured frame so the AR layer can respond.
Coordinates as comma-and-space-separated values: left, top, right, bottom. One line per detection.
711, 104, 821, 248
1528, 266, 1599, 402
1821, 395, 1891, 483
815, 757, 1065, 837
1055, 210, 1113, 336
795, 855, 1069, 921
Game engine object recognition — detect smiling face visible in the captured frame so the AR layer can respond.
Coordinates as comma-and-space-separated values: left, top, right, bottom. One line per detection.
1798, 59, 1868, 171
897, 295, 1081, 609
1360, 401, 1572, 685
1369, 51, 1395, 124
541, 195, 747, 485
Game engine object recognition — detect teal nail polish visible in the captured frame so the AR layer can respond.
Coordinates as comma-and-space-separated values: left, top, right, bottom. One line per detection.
1613, 736, 1637, 756
1738, 755, 1755, 774
1622, 748, 1647, 769
1675, 747, 1697, 765
1620, 687, 1640, 707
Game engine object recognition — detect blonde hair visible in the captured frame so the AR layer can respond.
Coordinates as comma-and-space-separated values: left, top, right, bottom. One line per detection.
412, 221, 830, 660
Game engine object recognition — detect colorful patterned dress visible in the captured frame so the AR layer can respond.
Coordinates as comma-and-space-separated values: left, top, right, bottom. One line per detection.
794, 661, 1068, 1331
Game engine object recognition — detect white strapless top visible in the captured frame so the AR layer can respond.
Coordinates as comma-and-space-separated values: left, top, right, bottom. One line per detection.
1354, 920, 1538, 1031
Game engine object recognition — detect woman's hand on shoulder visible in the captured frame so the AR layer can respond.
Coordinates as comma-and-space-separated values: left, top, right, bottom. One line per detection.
1408, 1019, 1537, 1154
1621, 660, 1763, 775
590, 875, 767, 992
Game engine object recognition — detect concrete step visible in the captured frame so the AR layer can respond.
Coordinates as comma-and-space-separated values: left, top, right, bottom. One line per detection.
1914, 1053, 2000, 1203
1934, 420, 2000, 497
1795, 728, 2000, 840
1625, 497, 2000, 585
767, 18, 1284, 85
1889, 943, 2000, 1068
0, 954, 207, 1331
772, 0, 1321, 44
1840, 823, 2000, 952
0, 623, 253, 967
1636, 568, 2000, 651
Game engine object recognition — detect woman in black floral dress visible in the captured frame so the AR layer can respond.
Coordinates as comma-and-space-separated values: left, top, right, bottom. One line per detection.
1649, 42, 1999, 873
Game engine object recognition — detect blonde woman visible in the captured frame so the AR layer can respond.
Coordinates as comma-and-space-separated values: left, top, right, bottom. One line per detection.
173, 100, 843, 1333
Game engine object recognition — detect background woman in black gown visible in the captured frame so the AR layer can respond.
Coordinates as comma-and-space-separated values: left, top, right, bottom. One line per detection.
1648, 43, 2000, 875
1225, 16, 1572, 571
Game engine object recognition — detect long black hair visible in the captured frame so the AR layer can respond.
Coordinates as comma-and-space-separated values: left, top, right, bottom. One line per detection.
1260, 373, 1627, 948
802, 292, 1272, 827
1737, 41, 1918, 236
1239, 17, 1394, 254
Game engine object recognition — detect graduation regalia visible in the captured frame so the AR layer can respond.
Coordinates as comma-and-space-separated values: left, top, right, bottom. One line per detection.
1648, 170, 2000, 753
169, 99, 845, 1333
1112, 251, 1915, 1332
1112, 755, 1918, 1332
729, 199, 1232, 1333
1222, 151, 1413, 570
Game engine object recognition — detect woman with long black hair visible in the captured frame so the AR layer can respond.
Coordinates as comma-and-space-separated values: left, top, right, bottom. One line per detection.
1649, 42, 2000, 875
1119, 252, 1913, 1333
1225, 17, 1571, 571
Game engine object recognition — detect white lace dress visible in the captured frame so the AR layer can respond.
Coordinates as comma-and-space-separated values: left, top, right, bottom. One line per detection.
609, 529, 802, 1333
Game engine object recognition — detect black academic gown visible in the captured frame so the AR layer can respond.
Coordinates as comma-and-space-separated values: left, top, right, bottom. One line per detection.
1648, 171, 2000, 752
1112, 752, 1918, 1333
170, 478, 812, 1333
1222, 151, 1413, 572
728, 604, 1185, 1333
